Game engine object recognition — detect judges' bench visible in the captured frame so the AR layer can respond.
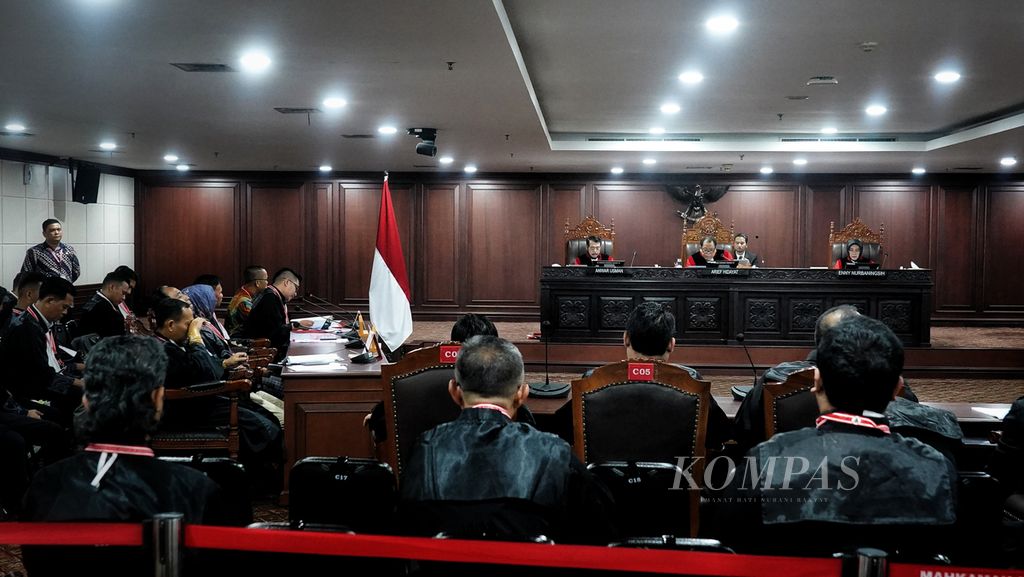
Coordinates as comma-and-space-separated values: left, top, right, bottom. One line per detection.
540, 266, 934, 346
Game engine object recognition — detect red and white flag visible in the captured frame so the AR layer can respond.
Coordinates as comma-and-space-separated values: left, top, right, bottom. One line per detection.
369, 175, 413, 351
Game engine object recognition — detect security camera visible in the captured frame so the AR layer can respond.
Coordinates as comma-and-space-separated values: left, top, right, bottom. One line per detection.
416, 141, 437, 157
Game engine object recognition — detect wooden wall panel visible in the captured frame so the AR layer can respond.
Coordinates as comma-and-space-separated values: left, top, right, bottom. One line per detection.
466, 184, 542, 305
250, 183, 304, 288
140, 185, 238, 291
548, 184, 586, 265
983, 185, 1024, 310
338, 182, 414, 304
710, 184, 801, 267
935, 186, 976, 312
594, 184, 681, 266
135, 173, 1024, 323
307, 182, 334, 301
854, 184, 932, 270
805, 184, 845, 266
421, 184, 459, 305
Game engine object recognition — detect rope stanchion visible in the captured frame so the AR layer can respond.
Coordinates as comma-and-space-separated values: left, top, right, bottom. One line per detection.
0, 522, 142, 546
185, 525, 840, 577
891, 564, 1024, 577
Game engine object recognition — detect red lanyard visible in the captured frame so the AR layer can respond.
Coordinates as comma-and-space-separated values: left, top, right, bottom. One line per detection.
470, 403, 512, 420
25, 306, 59, 359
815, 412, 891, 434
85, 443, 155, 457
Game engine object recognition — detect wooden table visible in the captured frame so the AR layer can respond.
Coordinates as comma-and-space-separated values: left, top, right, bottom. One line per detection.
540, 266, 934, 346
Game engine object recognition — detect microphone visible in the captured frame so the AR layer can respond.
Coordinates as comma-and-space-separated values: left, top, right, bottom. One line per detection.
529, 320, 567, 397
881, 253, 889, 269
736, 332, 758, 387
629, 250, 638, 267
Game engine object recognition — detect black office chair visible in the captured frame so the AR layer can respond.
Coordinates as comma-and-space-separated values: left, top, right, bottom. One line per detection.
288, 456, 396, 533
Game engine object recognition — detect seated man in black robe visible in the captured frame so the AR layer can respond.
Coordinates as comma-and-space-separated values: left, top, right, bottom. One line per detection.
152, 298, 282, 477
555, 302, 733, 450
0, 276, 82, 423
400, 335, 615, 544
238, 267, 301, 352
21, 335, 245, 576
711, 315, 957, 556
77, 270, 132, 340
573, 235, 612, 265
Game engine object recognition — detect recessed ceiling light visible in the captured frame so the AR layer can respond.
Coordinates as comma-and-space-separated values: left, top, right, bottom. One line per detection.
649, 127, 665, 135
642, 158, 657, 165
239, 50, 271, 73
322, 97, 347, 109
4, 123, 26, 132
464, 165, 477, 173
439, 156, 454, 165
706, 16, 739, 34
865, 105, 887, 116
660, 103, 681, 114
793, 158, 808, 166
760, 167, 774, 174
378, 126, 397, 135
821, 127, 838, 134
678, 71, 704, 85
934, 71, 961, 84
912, 167, 926, 175
175, 164, 190, 172
99, 141, 116, 150
163, 154, 179, 162
1000, 157, 1018, 167
610, 167, 624, 174
319, 165, 332, 172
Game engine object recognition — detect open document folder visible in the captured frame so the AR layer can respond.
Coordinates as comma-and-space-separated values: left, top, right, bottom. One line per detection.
284, 353, 343, 365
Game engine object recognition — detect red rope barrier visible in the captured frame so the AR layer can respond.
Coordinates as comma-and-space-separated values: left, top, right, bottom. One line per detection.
185, 525, 839, 577
0, 522, 142, 546
891, 563, 1024, 577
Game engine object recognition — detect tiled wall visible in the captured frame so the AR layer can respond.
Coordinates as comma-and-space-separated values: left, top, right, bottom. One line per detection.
0, 160, 134, 288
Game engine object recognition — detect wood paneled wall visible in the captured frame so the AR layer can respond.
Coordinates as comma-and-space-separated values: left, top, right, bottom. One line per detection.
135, 173, 1024, 324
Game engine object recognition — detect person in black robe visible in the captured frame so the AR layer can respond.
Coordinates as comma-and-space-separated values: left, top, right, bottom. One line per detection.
710, 316, 957, 556
554, 302, 733, 450
685, 235, 734, 267
76, 270, 131, 340
0, 277, 81, 423
153, 298, 283, 478
399, 336, 615, 544
238, 267, 301, 353
573, 235, 612, 265
21, 335, 246, 576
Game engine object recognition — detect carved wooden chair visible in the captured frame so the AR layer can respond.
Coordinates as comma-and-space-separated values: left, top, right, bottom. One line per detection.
680, 213, 734, 260
762, 367, 818, 438
829, 218, 884, 265
571, 360, 711, 536
380, 343, 462, 479
564, 215, 615, 264
150, 378, 253, 460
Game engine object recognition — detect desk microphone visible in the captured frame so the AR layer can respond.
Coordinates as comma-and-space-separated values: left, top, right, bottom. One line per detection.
736, 332, 758, 387
629, 250, 638, 267
881, 253, 889, 269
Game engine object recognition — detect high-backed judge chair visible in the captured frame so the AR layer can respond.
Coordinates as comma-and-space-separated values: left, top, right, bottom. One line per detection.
829, 218, 884, 264
762, 367, 818, 438
564, 215, 615, 264
572, 360, 711, 536
381, 343, 462, 479
681, 213, 734, 260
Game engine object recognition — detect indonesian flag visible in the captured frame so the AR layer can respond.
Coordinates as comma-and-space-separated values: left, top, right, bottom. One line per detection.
369, 175, 413, 351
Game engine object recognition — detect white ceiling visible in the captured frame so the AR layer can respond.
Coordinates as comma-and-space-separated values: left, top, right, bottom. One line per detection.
0, 0, 1021, 175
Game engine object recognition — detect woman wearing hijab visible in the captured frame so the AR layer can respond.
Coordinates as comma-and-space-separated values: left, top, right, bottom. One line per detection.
182, 283, 234, 360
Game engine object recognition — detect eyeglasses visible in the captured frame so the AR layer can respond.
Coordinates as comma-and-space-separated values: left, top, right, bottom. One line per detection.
286, 278, 301, 289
